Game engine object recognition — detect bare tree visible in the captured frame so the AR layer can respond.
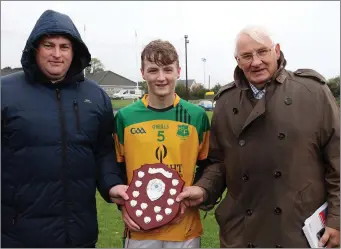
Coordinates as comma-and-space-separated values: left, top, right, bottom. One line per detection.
85, 58, 105, 75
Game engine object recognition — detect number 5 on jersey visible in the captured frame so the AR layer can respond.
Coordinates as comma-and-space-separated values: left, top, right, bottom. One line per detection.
157, 130, 165, 142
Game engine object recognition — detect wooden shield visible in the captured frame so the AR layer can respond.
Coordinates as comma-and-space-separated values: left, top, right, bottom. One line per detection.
125, 163, 185, 231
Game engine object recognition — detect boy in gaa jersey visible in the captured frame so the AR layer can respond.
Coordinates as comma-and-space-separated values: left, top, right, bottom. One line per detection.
113, 40, 210, 248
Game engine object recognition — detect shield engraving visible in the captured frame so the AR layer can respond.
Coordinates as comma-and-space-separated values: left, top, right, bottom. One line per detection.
146, 178, 165, 201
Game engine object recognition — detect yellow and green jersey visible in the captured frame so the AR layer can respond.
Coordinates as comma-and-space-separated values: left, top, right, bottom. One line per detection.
114, 94, 210, 242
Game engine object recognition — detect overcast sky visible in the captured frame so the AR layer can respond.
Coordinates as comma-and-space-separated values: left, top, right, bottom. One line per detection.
1, 1, 340, 87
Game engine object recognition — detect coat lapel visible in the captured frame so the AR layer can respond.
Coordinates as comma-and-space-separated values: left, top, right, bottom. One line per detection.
241, 93, 266, 133
232, 90, 253, 137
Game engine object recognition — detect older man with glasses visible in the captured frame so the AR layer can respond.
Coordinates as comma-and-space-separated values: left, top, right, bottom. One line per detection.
176, 26, 340, 248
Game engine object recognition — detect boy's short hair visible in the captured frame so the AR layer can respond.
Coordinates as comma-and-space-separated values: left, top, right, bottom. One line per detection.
141, 39, 179, 70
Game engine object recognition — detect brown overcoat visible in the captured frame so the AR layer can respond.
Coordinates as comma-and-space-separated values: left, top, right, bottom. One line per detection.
196, 53, 340, 248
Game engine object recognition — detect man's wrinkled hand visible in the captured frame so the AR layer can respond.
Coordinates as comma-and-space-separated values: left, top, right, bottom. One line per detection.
109, 185, 129, 205
175, 186, 207, 207
318, 227, 340, 248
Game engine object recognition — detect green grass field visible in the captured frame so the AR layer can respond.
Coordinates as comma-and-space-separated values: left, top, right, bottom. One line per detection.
97, 100, 218, 247
112, 99, 135, 109
96, 193, 220, 248
206, 111, 213, 121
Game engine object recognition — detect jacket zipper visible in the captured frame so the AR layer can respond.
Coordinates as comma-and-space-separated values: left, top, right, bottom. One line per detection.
12, 213, 19, 225
56, 88, 70, 245
2, 107, 10, 140
73, 101, 81, 133
2, 107, 8, 126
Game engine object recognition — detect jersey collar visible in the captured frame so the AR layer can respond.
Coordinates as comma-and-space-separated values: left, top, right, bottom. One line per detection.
141, 94, 180, 108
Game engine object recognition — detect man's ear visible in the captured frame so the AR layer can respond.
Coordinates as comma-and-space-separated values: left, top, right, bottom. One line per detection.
275, 43, 281, 60
177, 66, 181, 79
140, 68, 145, 80
235, 56, 242, 69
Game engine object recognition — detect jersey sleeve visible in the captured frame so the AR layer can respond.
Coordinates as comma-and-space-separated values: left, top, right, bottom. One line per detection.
198, 111, 211, 160
113, 111, 125, 163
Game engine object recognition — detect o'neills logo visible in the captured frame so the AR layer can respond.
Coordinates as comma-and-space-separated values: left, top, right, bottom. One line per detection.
155, 145, 167, 163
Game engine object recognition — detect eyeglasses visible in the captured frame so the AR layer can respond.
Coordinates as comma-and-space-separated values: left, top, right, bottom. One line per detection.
237, 47, 274, 65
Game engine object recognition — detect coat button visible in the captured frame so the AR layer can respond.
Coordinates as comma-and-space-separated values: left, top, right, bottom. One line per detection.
239, 140, 246, 146
247, 243, 256, 248
274, 207, 282, 215
246, 209, 253, 216
284, 97, 292, 105
233, 108, 239, 114
274, 171, 282, 178
278, 133, 286, 140
276, 245, 283, 248
242, 174, 249, 182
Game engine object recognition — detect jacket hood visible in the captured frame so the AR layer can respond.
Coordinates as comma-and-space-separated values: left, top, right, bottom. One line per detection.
233, 51, 287, 89
21, 10, 91, 83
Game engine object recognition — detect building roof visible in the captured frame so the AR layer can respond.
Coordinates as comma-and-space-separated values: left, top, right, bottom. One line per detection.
87, 70, 137, 87
86, 71, 108, 82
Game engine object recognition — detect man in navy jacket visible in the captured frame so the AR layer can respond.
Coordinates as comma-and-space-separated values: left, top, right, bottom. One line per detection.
1, 10, 126, 247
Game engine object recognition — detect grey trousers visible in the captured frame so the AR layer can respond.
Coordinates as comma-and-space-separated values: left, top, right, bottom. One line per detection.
124, 237, 201, 248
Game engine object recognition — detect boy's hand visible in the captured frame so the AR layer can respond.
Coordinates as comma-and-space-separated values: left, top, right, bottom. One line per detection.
121, 205, 141, 232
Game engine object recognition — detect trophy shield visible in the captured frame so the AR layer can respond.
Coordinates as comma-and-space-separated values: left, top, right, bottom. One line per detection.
124, 163, 185, 231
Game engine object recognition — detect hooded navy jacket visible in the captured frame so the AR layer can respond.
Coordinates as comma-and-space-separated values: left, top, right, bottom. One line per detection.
1, 10, 123, 247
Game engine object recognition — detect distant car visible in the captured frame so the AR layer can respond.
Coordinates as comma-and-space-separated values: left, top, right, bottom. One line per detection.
198, 100, 214, 111
112, 89, 143, 100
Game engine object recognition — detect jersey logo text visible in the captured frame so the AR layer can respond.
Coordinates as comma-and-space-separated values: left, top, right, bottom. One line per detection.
130, 127, 147, 134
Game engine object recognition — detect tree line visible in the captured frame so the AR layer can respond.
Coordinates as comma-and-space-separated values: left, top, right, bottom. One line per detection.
2, 57, 340, 103
327, 76, 340, 103
140, 76, 340, 102
139, 81, 223, 100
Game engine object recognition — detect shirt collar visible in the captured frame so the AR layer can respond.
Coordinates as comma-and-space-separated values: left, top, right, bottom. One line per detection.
249, 83, 266, 100
141, 94, 181, 108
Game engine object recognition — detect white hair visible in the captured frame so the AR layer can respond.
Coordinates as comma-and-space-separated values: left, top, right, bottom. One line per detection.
234, 26, 276, 56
